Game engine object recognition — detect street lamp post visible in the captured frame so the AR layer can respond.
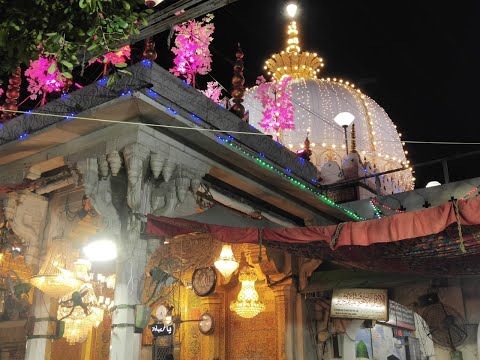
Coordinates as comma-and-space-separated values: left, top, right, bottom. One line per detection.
334, 112, 355, 155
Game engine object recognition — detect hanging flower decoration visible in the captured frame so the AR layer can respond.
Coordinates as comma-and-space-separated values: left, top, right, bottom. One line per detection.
102, 45, 131, 66
90, 46, 132, 75
24, 56, 66, 104
200, 81, 223, 104
255, 76, 295, 136
170, 14, 215, 87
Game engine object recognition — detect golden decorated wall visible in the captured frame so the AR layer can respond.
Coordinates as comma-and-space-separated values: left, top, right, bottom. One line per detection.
50, 316, 110, 360
226, 282, 277, 360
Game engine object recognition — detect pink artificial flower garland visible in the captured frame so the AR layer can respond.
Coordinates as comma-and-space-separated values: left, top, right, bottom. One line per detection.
170, 14, 215, 87
255, 76, 295, 139
24, 56, 66, 105
200, 81, 222, 104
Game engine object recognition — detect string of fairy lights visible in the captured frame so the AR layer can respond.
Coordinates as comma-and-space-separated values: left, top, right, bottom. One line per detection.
2, 88, 478, 223
368, 184, 480, 218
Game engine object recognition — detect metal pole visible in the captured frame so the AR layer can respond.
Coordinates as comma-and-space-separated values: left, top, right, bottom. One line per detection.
343, 125, 349, 155
442, 160, 450, 184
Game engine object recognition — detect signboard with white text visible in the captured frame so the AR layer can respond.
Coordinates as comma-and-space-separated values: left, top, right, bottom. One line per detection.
331, 288, 388, 321
150, 323, 174, 337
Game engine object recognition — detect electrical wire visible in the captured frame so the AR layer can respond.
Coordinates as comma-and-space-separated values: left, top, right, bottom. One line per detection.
0, 108, 268, 136
2, 108, 480, 146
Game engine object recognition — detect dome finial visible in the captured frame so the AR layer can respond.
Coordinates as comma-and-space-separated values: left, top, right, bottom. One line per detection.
264, 4, 324, 80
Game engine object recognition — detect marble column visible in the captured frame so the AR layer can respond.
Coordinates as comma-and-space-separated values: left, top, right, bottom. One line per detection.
110, 143, 150, 360
109, 232, 147, 360
24, 290, 54, 360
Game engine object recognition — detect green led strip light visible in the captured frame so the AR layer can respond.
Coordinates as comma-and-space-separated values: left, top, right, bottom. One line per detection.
216, 135, 364, 221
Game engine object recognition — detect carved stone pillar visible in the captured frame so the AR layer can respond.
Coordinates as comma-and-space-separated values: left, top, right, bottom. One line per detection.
112, 144, 150, 360
273, 280, 296, 360
200, 292, 225, 360
109, 226, 147, 360
77, 154, 148, 360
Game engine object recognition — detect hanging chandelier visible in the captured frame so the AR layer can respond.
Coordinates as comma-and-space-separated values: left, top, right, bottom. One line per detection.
30, 241, 84, 298
214, 244, 239, 279
230, 266, 265, 319
57, 283, 104, 345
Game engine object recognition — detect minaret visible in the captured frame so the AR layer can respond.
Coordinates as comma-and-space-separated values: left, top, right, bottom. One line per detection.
264, 3, 324, 80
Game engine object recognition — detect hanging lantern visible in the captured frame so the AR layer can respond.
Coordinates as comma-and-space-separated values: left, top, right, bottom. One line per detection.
214, 244, 239, 279
30, 241, 84, 298
230, 266, 265, 319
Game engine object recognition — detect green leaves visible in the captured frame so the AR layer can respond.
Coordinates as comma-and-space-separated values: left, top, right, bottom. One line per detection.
47, 62, 57, 74
0, 0, 151, 77
62, 71, 73, 79
60, 60, 73, 69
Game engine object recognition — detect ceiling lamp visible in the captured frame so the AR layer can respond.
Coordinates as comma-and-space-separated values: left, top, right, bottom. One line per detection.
30, 242, 84, 298
83, 237, 117, 262
214, 244, 239, 279
230, 266, 265, 319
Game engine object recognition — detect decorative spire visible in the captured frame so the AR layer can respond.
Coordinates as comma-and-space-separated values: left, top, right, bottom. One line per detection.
350, 123, 357, 153
1, 67, 21, 123
264, 4, 324, 80
297, 131, 312, 161
230, 44, 246, 120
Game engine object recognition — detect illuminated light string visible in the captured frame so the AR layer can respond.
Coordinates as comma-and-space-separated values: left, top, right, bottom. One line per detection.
214, 135, 364, 221
370, 200, 383, 219
1, 110, 363, 220
370, 198, 404, 214
463, 186, 479, 199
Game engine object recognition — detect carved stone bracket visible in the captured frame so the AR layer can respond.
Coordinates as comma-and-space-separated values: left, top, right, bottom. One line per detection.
76, 158, 122, 235
123, 143, 150, 212
3, 191, 49, 266
149, 157, 208, 218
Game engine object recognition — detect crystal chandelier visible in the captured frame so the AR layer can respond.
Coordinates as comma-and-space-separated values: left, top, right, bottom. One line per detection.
230, 266, 265, 319
214, 244, 239, 279
57, 283, 104, 345
30, 241, 84, 298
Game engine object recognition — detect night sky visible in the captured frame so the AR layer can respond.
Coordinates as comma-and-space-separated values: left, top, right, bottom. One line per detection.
153, 0, 480, 187
5, 0, 478, 187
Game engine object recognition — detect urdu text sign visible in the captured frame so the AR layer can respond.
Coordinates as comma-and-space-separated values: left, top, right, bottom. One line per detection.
331, 288, 388, 321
